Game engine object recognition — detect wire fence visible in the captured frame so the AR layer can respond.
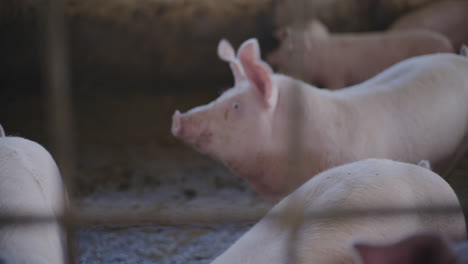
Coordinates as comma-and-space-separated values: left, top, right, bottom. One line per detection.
0, 203, 464, 227
2, 0, 465, 263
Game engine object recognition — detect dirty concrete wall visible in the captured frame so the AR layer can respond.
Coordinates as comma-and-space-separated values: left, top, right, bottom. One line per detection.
0, 0, 451, 88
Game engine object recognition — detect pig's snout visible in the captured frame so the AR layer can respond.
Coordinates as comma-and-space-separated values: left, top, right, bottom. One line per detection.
171, 110, 183, 138
171, 109, 213, 153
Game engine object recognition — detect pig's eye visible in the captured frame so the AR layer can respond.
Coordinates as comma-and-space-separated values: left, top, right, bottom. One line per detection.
232, 103, 239, 110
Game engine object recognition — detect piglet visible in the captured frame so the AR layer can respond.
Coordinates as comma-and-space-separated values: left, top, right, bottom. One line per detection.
209, 159, 466, 264
353, 232, 468, 264
267, 20, 453, 89
0, 124, 65, 264
389, 0, 468, 52
171, 38, 468, 202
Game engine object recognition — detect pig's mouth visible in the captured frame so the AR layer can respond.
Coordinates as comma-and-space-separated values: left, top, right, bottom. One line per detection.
191, 130, 213, 153
173, 129, 213, 153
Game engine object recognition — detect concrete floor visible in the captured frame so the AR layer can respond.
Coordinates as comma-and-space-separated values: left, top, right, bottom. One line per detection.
77, 223, 249, 264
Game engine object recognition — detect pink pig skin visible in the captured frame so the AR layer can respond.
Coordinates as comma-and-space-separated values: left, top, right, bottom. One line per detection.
0, 124, 65, 264
209, 159, 465, 264
267, 20, 454, 89
353, 232, 468, 264
171, 38, 468, 202
389, 1, 468, 52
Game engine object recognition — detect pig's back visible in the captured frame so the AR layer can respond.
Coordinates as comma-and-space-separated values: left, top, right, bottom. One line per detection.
334, 30, 453, 64
0, 137, 65, 214
334, 53, 468, 166
290, 159, 465, 263
294, 159, 461, 220
0, 136, 64, 264
390, 1, 468, 32
327, 30, 453, 87
209, 159, 464, 264
389, 1, 468, 49
337, 53, 468, 96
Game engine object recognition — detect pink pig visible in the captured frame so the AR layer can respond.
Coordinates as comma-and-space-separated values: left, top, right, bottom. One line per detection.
389, 0, 468, 52
171, 38, 468, 202
0, 124, 65, 264
209, 159, 465, 264
353, 232, 468, 264
267, 20, 454, 89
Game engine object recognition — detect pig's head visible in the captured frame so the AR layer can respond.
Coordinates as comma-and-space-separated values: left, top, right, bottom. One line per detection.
171, 38, 280, 168
267, 20, 329, 87
353, 232, 468, 264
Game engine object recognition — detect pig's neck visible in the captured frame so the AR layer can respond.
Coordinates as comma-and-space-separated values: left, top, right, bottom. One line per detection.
225, 75, 356, 201
274, 74, 357, 165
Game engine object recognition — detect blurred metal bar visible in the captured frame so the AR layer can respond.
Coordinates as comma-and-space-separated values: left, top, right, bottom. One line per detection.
284, 0, 309, 263
70, 204, 468, 226
0, 204, 462, 226
44, 0, 76, 262
44, 0, 75, 199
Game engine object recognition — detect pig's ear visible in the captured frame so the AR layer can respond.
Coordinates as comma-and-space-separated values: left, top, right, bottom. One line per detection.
229, 62, 247, 86
417, 160, 431, 170
218, 39, 246, 85
218, 39, 236, 60
238, 38, 278, 108
353, 233, 454, 264
460, 44, 468, 57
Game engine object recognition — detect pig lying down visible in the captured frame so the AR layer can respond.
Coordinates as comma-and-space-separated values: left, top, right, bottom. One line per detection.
209, 159, 466, 264
0, 124, 65, 264
389, 0, 468, 52
172, 37, 468, 201
267, 20, 453, 89
353, 232, 468, 264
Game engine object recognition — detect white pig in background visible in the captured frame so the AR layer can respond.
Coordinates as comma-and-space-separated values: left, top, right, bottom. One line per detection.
0, 124, 65, 264
389, 0, 468, 52
171, 38, 468, 202
209, 159, 466, 264
353, 232, 468, 264
266, 20, 453, 89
